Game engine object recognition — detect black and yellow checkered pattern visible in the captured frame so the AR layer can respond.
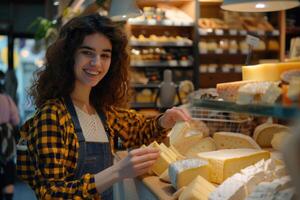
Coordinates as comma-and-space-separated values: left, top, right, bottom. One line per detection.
17, 98, 167, 199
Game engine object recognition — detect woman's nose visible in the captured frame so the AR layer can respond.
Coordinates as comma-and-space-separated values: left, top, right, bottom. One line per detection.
90, 55, 101, 66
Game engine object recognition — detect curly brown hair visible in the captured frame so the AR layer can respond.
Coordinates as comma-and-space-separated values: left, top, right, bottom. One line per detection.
30, 14, 131, 110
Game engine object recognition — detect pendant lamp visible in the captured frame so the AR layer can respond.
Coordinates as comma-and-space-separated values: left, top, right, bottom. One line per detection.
221, 0, 300, 12
109, 0, 142, 21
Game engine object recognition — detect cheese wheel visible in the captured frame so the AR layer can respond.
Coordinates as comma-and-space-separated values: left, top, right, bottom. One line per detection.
253, 123, 290, 148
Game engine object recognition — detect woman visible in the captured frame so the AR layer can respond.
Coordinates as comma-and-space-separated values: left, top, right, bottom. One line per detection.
0, 70, 20, 200
17, 14, 190, 199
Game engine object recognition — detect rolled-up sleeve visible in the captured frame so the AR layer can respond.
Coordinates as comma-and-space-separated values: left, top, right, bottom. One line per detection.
107, 107, 169, 148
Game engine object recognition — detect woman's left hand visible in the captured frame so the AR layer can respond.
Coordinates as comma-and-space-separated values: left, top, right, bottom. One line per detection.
158, 107, 191, 129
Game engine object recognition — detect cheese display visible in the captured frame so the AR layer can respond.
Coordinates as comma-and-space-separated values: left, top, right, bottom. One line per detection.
246, 176, 293, 200
242, 62, 300, 82
169, 158, 209, 189
179, 175, 216, 200
253, 123, 290, 147
148, 141, 176, 175
209, 176, 246, 200
197, 149, 270, 184
271, 131, 291, 151
213, 132, 261, 150
216, 80, 256, 101
236, 82, 281, 105
185, 137, 217, 158
169, 120, 210, 155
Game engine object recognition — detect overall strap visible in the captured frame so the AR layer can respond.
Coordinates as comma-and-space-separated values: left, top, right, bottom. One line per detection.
64, 96, 86, 178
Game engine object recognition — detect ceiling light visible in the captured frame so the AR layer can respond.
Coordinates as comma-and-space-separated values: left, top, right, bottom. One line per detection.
221, 0, 300, 12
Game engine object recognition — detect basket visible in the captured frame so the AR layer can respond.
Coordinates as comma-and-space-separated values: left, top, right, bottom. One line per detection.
189, 107, 253, 135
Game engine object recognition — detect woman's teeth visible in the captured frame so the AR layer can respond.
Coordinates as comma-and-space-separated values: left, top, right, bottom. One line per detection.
84, 69, 99, 75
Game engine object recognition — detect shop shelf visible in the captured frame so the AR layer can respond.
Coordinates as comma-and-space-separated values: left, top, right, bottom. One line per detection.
130, 60, 193, 67
129, 41, 193, 47
192, 99, 300, 120
131, 83, 160, 89
128, 19, 194, 27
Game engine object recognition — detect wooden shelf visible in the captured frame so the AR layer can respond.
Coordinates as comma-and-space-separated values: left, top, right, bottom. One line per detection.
137, 0, 193, 7
128, 19, 194, 27
131, 83, 160, 89
130, 41, 193, 47
131, 60, 193, 67
199, 0, 223, 5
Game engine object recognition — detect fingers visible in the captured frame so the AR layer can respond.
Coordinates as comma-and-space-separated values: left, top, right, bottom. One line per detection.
129, 147, 159, 157
172, 107, 191, 121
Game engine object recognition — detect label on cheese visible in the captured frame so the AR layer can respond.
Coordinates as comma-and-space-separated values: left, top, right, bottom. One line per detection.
169, 158, 209, 189
197, 149, 271, 184
213, 132, 261, 150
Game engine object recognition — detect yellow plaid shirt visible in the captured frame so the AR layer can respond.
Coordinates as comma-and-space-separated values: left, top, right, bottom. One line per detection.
17, 98, 168, 199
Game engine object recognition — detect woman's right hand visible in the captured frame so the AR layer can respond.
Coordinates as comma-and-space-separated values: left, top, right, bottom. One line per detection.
114, 147, 160, 179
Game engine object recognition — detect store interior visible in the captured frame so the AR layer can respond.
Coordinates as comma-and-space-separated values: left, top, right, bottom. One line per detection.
1, 0, 300, 199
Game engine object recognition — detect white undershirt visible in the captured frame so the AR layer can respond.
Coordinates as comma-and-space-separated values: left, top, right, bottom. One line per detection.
74, 105, 109, 142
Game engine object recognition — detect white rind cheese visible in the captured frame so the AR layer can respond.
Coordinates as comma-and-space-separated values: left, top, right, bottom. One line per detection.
169, 158, 209, 189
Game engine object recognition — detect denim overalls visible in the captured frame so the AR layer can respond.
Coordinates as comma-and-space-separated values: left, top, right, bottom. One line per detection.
65, 97, 113, 200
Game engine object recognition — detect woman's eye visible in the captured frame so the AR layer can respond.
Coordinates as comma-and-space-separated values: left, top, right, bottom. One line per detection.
101, 54, 111, 59
82, 51, 94, 56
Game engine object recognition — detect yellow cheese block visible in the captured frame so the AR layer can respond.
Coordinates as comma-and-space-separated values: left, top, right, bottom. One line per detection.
253, 123, 290, 148
242, 62, 300, 81
179, 175, 216, 200
197, 149, 270, 184
148, 141, 176, 175
185, 137, 217, 158
213, 132, 261, 150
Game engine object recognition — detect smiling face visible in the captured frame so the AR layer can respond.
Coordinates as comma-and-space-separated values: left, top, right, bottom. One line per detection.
73, 33, 112, 91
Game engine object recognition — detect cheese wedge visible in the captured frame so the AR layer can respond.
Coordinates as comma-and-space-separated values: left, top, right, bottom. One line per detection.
242, 62, 300, 82
169, 121, 209, 155
185, 137, 217, 158
169, 158, 209, 189
253, 123, 290, 147
179, 175, 216, 200
209, 176, 246, 200
148, 141, 176, 175
197, 149, 270, 184
158, 169, 170, 183
271, 131, 291, 151
213, 132, 261, 150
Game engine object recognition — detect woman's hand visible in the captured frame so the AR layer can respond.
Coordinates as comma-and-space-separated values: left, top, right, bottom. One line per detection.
114, 147, 160, 179
159, 107, 191, 129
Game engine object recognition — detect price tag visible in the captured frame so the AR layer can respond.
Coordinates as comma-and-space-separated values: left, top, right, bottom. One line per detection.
229, 29, 238, 35
241, 49, 249, 54
148, 19, 157, 25
215, 29, 224, 35
272, 30, 279, 36
149, 41, 157, 46
168, 60, 177, 66
199, 29, 208, 35
163, 20, 173, 26
257, 30, 265, 35
215, 49, 223, 54
174, 21, 182, 26
180, 61, 189, 67
199, 49, 208, 54
229, 49, 237, 54
176, 41, 185, 46
246, 34, 260, 47
240, 30, 247, 35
